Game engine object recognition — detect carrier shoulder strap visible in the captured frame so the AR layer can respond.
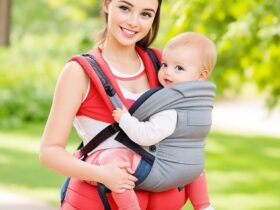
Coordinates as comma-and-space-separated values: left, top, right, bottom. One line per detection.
77, 48, 161, 163
78, 48, 160, 210
76, 54, 122, 158
146, 48, 161, 73
82, 54, 124, 108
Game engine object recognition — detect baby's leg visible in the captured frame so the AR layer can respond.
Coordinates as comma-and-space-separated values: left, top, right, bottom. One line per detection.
91, 148, 141, 210
186, 170, 214, 210
112, 190, 140, 210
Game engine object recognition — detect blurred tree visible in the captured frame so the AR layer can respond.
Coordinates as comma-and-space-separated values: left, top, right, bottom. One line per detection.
49, 0, 102, 21
46, 0, 280, 107
164, 0, 280, 108
0, 0, 12, 46
2, 0, 280, 127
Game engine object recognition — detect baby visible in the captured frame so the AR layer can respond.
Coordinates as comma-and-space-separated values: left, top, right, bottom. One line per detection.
113, 32, 216, 145
112, 32, 217, 210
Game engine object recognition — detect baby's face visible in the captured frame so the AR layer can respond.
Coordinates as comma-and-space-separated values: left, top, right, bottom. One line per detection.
158, 45, 204, 87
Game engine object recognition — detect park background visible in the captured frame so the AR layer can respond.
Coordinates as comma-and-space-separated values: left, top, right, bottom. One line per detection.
0, 0, 280, 209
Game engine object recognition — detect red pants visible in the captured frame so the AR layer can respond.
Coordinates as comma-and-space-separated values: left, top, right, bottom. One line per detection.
61, 178, 186, 210
62, 150, 210, 210
61, 172, 210, 210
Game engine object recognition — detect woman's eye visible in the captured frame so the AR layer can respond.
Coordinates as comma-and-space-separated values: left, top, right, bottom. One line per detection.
119, 6, 129, 12
175, 65, 185, 71
141, 12, 152, 18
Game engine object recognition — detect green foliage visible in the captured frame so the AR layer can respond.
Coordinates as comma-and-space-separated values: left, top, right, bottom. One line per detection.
163, 0, 280, 107
0, 0, 102, 127
1, 0, 279, 127
49, 0, 102, 20
0, 31, 96, 127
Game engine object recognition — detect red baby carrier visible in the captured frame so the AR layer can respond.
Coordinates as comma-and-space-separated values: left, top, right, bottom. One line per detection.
60, 47, 187, 210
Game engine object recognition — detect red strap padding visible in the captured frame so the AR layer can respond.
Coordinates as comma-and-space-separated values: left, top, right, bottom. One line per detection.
136, 47, 161, 89
69, 47, 161, 122
69, 54, 114, 112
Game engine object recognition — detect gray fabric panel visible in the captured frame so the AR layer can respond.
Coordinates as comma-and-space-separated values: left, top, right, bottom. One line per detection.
136, 159, 204, 192
131, 81, 215, 191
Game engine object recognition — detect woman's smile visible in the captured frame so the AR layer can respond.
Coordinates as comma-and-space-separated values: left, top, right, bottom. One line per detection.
120, 26, 138, 38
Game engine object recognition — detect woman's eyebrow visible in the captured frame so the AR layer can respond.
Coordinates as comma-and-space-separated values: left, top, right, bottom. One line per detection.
119, 0, 156, 13
143, 8, 156, 13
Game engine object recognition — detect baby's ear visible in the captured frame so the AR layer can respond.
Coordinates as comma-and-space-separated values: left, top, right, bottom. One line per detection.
198, 70, 209, 81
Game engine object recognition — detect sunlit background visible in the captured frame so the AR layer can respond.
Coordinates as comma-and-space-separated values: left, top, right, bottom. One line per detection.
0, 0, 279, 209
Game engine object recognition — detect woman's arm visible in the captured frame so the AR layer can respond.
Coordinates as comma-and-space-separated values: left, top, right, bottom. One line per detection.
39, 61, 137, 193
117, 110, 177, 146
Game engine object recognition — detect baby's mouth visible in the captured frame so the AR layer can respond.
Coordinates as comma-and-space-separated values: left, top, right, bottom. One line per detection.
164, 79, 173, 85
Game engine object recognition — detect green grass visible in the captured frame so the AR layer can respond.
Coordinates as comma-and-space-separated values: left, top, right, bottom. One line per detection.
201, 132, 280, 210
0, 124, 280, 209
0, 123, 78, 205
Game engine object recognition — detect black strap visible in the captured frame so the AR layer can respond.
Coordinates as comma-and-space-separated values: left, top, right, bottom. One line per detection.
80, 89, 160, 164
128, 86, 162, 115
78, 49, 161, 157
178, 185, 185, 192
146, 48, 161, 73
97, 183, 111, 210
80, 123, 120, 156
76, 53, 122, 157
115, 131, 155, 165
114, 87, 163, 165
82, 54, 115, 97
112, 49, 161, 166
76, 49, 161, 210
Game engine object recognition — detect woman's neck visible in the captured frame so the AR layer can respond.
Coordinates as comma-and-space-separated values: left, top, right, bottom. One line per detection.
101, 37, 150, 94
101, 38, 140, 74
102, 37, 138, 64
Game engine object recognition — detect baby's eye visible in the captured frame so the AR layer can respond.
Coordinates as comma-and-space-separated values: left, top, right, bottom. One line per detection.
175, 65, 185, 71
161, 63, 167, 68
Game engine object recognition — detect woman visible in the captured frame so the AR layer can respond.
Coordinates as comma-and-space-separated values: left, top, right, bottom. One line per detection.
40, 0, 212, 209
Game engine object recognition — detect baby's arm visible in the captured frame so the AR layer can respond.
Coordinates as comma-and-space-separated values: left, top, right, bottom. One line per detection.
117, 110, 177, 146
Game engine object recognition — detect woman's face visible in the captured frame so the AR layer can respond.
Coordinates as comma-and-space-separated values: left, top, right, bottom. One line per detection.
105, 0, 158, 47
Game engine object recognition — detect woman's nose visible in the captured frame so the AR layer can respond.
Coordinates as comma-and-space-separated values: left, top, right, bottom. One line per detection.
128, 13, 140, 27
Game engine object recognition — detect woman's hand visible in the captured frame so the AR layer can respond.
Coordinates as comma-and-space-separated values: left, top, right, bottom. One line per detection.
98, 161, 138, 193
112, 107, 128, 122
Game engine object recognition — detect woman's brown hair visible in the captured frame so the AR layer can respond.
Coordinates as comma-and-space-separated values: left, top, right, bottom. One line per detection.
96, 0, 162, 49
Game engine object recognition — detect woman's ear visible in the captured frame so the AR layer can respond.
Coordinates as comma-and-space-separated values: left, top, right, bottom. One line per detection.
198, 70, 209, 81
103, 0, 110, 13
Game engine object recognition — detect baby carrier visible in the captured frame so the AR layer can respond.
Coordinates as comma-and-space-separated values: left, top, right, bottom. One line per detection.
61, 47, 215, 210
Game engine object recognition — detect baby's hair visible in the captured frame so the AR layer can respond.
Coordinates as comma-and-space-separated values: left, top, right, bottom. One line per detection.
165, 32, 217, 74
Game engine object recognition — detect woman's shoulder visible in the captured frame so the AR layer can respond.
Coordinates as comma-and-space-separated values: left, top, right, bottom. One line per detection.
57, 61, 89, 97
61, 61, 88, 81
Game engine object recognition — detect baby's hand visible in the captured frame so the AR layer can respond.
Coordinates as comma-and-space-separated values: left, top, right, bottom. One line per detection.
112, 106, 128, 122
